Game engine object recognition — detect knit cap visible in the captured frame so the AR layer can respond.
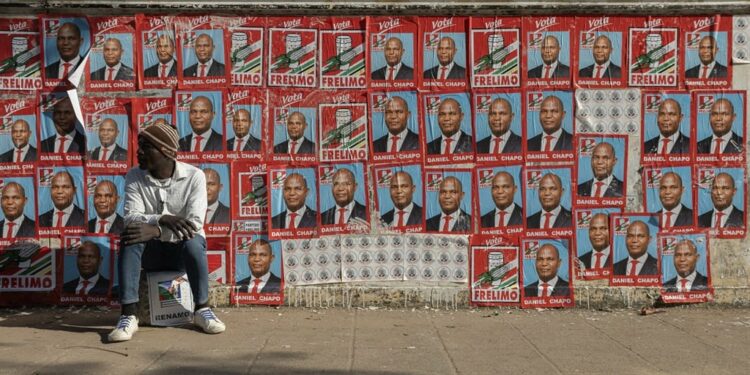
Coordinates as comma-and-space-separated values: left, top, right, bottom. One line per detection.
140, 121, 179, 159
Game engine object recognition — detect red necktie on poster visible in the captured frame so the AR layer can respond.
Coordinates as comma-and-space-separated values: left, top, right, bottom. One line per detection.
55, 212, 65, 227
205, 208, 212, 224
57, 136, 67, 153
496, 211, 506, 227
702, 66, 709, 79
289, 140, 297, 154
251, 278, 261, 294
98, 220, 108, 233
79, 280, 90, 295
540, 282, 549, 297
160, 64, 168, 78
338, 208, 347, 225
100, 147, 109, 161
713, 138, 723, 155
107, 68, 115, 81
439, 66, 447, 80
396, 210, 405, 227
441, 215, 452, 232
543, 213, 553, 229
387, 67, 395, 80
629, 260, 639, 276
543, 65, 551, 79
664, 212, 673, 229
443, 138, 453, 155
492, 137, 503, 154
661, 139, 670, 155
680, 278, 688, 291
593, 181, 604, 198
389, 135, 399, 153
543, 135, 554, 152
715, 212, 724, 229
200, 64, 207, 77
235, 139, 244, 151
594, 252, 604, 269
193, 135, 203, 152
288, 212, 298, 229
5, 222, 15, 238
61, 62, 71, 78
595, 65, 603, 79
15, 149, 22, 163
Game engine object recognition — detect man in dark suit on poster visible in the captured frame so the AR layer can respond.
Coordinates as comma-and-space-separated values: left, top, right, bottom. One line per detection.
380, 171, 422, 228
178, 96, 223, 152
423, 36, 466, 80
613, 220, 659, 276
321, 168, 367, 226
476, 98, 522, 155
88, 180, 124, 234
426, 176, 471, 233
144, 34, 177, 78
577, 142, 623, 198
45, 22, 85, 79
696, 98, 743, 155
371, 37, 414, 80
39, 171, 85, 228
372, 96, 419, 153
657, 172, 694, 229
643, 99, 691, 155
578, 35, 621, 79
698, 172, 745, 229
523, 244, 570, 297
526, 173, 572, 229
237, 239, 282, 294
62, 241, 110, 296
272, 112, 315, 155
0, 182, 35, 238
271, 173, 317, 229
527, 35, 570, 79
481, 171, 523, 228
527, 95, 573, 152
204, 168, 230, 225
577, 213, 611, 271
227, 109, 262, 152
183, 34, 226, 78
663, 239, 709, 292
89, 118, 127, 161
89, 38, 135, 81
426, 98, 473, 155
685, 35, 728, 79
40, 97, 86, 154
0, 119, 37, 162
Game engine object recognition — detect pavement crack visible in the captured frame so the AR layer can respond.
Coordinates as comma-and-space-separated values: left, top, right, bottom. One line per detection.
141, 343, 174, 373
505, 319, 563, 375
64, 345, 129, 357
429, 314, 459, 375
581, 318, 666, 374
245, 335, 271, 375
348, 310, 357, 372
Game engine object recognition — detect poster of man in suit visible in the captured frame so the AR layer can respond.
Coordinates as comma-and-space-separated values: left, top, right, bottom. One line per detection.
232, 234, 283, 305
575, 136, 627, 207
269, 88, 319, 164
86, 176, 125, 235
424, 169, 472, 234
175, 91, 224, 158
473, 93, 523, 164
178, 24, 228, 88
225, 88, 265, 158
524, 166, 573, 236
573, 207, 620, 280
369, 92, 422, 163
476, 165, 524, 236
694, 92, 745, 164
641, 93, 692, 164
683, 18, 731, 88
696, 167, 746, 239
39, 93, 86, 161
268, 167, 319, 239
423, 94, 474, 164
525, 91, 575, 162
0, 177, 36, 241
368, 16, 418, 90
201, 164, 231, 233
42, 17, 90, 89
610, 213, 661, 287
318, 163, 369, 234
82, 97, 131, 173
87, 16, 136, 92
0, 97, 38, 169
524, 16, 573, 89
373, 164, 424, 233
659, 233, 713, 303
574, 17, 624, 88
521, 238, 574, 308
420, 16, 467, 90
61, 236, 112, 303
643, 166, 696, 233
137, 14, 178, 89
37, 166, 86, 235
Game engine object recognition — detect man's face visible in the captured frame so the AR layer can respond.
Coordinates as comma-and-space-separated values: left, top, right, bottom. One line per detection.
673, 243, 699, 278
625, 222, 650, 259
491, 173, 516, 210
488, 99, 513, 137
384, 38, 404, 67
1, 184, 26, 221
385, 98, 409, 135
438, 178, 463, 215
698, 37, 718, 65
592, 36, 612, 65
136, 136, 165, 171
205, 170, 222, 206
232, 110, 252, 138
76, 245, 101, 279
189, 97, 214, 135
51, 172, 75, 210
194, 34, 215, 64
436, 38, 456, 66
389, 172, 415, 210
103, 39, 123, 67
332, 170, 356, 207
98, 119, 118, 147
711, 174, 736, 211
248, 243, 273, 278
93, 182, 118, 219
52, 99, 77, 135
709, 100, 736, 138
659, 173, 684, 211
283, 175, 308, 212
588, 214, 610, 251
535, 245, 561, 282
539, 97, 564, 134
10, 120, 31, 148
591, 143, 617, 180
156, 35, 175, 64
56, 23, 82, 61
286, 112, 307, 141
540, 36, 561, 65
437, 100, 463, 137
538, 175, 562, 211
657, 100, 683, 138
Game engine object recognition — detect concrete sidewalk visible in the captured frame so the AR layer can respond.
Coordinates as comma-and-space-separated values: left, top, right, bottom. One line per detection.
0, 306, 748, 374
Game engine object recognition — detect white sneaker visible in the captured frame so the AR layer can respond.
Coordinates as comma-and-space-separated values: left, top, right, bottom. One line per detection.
194, 307, 226, 334
108, 315, 139, 342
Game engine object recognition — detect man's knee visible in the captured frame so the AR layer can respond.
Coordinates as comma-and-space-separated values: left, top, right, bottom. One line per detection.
180, 236, 207, 257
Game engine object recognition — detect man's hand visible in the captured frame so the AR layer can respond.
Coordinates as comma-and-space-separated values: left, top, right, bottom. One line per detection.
158, 215, 198, 241
122, 222, 161, 246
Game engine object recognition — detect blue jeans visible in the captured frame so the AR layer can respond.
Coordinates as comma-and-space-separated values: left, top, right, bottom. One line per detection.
118, 235, 208, 306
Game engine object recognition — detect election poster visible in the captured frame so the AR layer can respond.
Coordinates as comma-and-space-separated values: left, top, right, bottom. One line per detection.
176, 16, 230, 89
86, 16, 137, 92
81, 97, 131, 174
0, 239, 56, 296
419, 16, 468, 91
343, 234, 405, 283
402, 234, 468, 283
683, 15, 732, 89
268, 166, 319, 239
136, 14, 179, 89
196, 162, 232, 236
41, 16, 91, 89
368, 16, 419, 90
318, 90, 369, 163
422, 92, 475, 165
84, 174, 125, 235
628, 17, 680, 87
695, 165, 747, 238
423, 168, 473, 234
693, 90, 746, 165
268, 88, 319, 164
575, 88, 641, 134
524, 16, 574, 89
475, 164, 525, 237
226, 16, 265, 87
372, 163, 424, 234
37, 165, 86, 237
59, 234, 113, 305
609, 213, 661, 287
147, 270, 194, 326
470, 234, 520, 306
524, 90, 575, 162
318, 163, 370, 235
174, 89, 226, 162
267, 16, 318, 88
574, 16, 627, 88
642, 164, 697, 233
469, 17, 523, 89
573, 207, 621, 280
0, 95, 38, 175
472, 90, 524, 164
641, 91, 693, 164
38, 91, 86, 164
207, 238, 228, 285
283, 236, 343, 286
133, 96, 173, 135
231, 232, 284, 305
224, 88, 265, 161
319, 17, 367, 89
0, 176, 37, 244
574, 134, 627, 208
523, 165, 574, 237
231, 161, 268, 233
520, 237, 574, 309
0, 17, 42, 91
659, 232, 713, 304
368, 91, 423, 163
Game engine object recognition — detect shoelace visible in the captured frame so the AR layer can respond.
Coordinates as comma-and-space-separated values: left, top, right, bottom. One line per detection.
198, 309, 218, 321
117, 316, 135, 330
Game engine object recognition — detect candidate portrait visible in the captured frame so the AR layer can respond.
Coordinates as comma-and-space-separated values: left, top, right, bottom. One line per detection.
39, 170, 85, 228
476, 98, 522, 154
527, 95, 573, 152
523, 243, 570, 297
0, 182, 35, 239
273, 111, 315, 155
643, 99, 691, 155
371, 37, 414, 80
578, 213, 611, 271
663, 239, 708, 292
657, 171, 694, 229
321, 168, 367, 226
90, 37, 134, 81
426, 98, 473, 155
0, 119, 37, 162
698, 172, 744, 229
88, 180, 124, 234
144, 34, 177, 78
178, 96, 223, 152
425, 176, 471, 233
578, 35, 621, 79
204, 167, 230, 225
528, 35, 570, 79
183, 33, 226, 78
372, 96, 419, 153
88, 118, 127, 161
45, 22, 85, 79
271, 173, 317, 229
236, 238, 282, 294
577, 142, 623, 198
227, 108, 262, 152
696, 98, 743, 154
423, 36, 466, 80
481, 171, 523, 228
526, 173, 572, 229
685, 35, 728, 79
380, 170, 422, 228
613, 220, 658, 276
62, 241, 110, 296
40, 97, 86, 154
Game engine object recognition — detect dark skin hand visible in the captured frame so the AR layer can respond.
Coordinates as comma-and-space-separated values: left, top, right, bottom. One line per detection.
121, 215, 197, 245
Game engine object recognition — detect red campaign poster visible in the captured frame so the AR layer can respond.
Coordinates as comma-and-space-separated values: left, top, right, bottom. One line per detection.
693, 90, 746, 165
38, 91, 86, 165
474, 163, 525, 237
59, 234, 114, 306
423, 168, 473, 234
0, 17, 43, 91
368, 91, 423, 164
468, 17, 523, 89
695, 165, 747, 239
524, 16, 574, 90
175, 16, 230, 89
573, 134, 628, 208
267, 166, 319, 240
174, 89, 226, 163
318, 163, 370, 235
609, 213, 661, 287
225, 16, 265, 87
573, 207, 621, 281
231, 161, 268, 233
419, 16, 469, 91
224, 88, 266, 162
86, 16, 136, 92
573, 16, 628, 89
642, 164, 697, 234
267, 88, 320, 164
658, 232, 713, 304
682, 15, 731, 89
266, 16, 318, 88
470, 234, 521, 307
81, 97, 131, 174
319, 17, 367, 89
193, 162, 231, 236
472, 90, 524, 164
0, 239, 57, 306
641, 91, 693, 164
523, 165, 574, 238
627, 17, 681, 88
524, 90, 575, 163
207, 237, 228, 285
0, 95, 38, 175
0, 175, 38, 244
36, 165, 87, 237
40, 16, 91, 90
422, 92, 475, 165
520, 237, 574, 309
372, 163, 425, 234
136, 14, 179, 89
84, 174, 125, 235
230, 233, 283, 305
367, 16, 419, 90
318, 90, 369, 163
